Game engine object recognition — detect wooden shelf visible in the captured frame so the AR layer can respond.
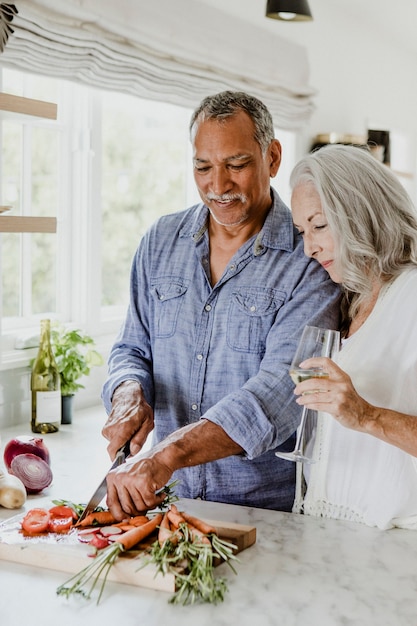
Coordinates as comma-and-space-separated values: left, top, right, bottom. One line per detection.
0, 216, 57, 233
0, 92, 57, 120
0, 95, 58, 233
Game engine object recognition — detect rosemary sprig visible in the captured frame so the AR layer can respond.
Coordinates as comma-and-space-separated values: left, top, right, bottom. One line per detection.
56, 542, 123, 605
156, 479, 180, 509
141, 522, 239, 605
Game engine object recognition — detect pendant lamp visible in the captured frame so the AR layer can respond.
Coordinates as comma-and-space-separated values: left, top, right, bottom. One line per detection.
266, 0, 313, 22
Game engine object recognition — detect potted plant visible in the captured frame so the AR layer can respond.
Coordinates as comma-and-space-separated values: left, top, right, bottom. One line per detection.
50, 323, 104, 424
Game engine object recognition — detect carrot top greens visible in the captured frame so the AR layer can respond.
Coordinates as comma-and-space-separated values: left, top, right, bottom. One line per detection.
142, 520, 239, 605
56, 501, 239, 606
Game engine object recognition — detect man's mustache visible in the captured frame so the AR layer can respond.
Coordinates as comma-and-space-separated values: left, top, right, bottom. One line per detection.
206, 193, 247, 203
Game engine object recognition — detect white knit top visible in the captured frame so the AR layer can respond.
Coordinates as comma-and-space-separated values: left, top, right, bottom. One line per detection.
294, 268, 417, 530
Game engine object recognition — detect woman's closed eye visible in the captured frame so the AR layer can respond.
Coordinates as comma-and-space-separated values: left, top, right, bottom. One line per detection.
296, 223, 328, 237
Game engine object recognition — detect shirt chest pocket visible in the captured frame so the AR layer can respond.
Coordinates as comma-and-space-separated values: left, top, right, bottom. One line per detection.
151, 280, 188, 338
227, 287, 285, 354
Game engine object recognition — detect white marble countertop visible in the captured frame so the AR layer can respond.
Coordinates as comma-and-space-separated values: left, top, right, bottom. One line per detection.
0, 407, 416, 626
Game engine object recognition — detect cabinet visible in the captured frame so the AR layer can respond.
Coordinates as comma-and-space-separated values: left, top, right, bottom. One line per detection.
0, 92, 58, 233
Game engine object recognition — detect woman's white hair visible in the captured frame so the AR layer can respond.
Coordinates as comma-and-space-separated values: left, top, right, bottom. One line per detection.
290, 143, 417, 324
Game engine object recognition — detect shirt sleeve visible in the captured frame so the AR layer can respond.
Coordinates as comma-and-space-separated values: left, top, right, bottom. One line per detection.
203, 259, 341, 459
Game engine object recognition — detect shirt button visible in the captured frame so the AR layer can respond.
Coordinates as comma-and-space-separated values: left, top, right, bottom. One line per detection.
191, 404, 198, 411
159, 294, 164, 300
250, 305, 256, 312
205, 304, 211, 312
229, 264, 236, 271
197, 354, 203, 360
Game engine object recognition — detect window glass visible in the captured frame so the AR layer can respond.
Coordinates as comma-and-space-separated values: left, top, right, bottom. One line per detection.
31, 233, 56, 314
1, 71, 60, 326
31, 127, 59, 313
2, 68, 58, 102
101, 93, 192, 307
2, 121, 21, 212
2, 120, 22, 318
31, 126, 59, 216
0, 67, 296, 346
2, 233, 20, 317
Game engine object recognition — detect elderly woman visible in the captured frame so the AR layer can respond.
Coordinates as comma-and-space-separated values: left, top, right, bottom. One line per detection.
290, 143, 417, 530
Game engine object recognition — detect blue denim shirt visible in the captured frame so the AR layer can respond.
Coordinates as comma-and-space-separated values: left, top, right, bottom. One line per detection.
102, 189, 341, 510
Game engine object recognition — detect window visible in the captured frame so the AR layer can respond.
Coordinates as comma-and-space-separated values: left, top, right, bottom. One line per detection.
0, 67, 295, 361
100, 93, 196, 313
1, 71, 61, 325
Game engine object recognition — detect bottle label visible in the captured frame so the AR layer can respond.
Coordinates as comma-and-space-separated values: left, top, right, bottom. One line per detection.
35, 390, 61, 422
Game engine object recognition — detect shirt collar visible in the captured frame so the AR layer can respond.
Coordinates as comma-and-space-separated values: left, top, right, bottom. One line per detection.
180, 187, 295, 253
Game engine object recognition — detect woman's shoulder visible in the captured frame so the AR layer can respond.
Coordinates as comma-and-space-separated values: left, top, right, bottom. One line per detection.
377, 268, 417, 326
386, 267, 417, 297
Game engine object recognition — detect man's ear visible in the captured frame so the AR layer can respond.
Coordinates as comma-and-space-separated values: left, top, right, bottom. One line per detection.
269, 139, 282, 178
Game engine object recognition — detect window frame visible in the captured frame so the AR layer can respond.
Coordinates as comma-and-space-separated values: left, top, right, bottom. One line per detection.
0, 69, 296, 372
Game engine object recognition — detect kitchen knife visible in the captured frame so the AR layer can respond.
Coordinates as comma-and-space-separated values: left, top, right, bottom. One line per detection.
76, 441, 131, 524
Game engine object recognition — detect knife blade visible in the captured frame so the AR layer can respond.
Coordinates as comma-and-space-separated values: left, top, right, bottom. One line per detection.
76, 441, 131, 524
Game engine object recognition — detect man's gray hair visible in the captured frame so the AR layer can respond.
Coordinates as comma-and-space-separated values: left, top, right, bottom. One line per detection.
190, 91, 275, 154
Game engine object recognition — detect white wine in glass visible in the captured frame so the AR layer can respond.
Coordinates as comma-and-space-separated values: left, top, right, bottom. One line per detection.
276, 325, 340, 464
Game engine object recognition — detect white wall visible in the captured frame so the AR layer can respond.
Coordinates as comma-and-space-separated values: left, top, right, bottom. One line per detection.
195, 0, 417, 194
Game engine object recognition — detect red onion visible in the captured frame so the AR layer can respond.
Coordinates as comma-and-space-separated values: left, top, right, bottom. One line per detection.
10, 453, 53, 494
3, 436, 50, 471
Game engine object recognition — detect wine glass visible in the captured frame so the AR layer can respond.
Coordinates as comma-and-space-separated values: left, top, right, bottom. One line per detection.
275, 325, 340, 464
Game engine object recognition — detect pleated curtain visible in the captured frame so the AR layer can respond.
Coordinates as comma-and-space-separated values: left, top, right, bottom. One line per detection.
0, 0, 315, 129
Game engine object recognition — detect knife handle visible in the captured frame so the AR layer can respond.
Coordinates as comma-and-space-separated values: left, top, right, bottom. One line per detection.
114, 440, 131, 464
119, 440, 131, 458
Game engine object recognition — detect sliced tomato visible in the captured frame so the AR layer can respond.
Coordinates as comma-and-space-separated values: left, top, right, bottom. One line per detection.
49, 505, 78, 520
48, 515, 74, 534
21, 508, 51, 534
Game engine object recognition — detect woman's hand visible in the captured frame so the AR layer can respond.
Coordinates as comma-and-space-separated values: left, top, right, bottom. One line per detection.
293, 357, 373, 432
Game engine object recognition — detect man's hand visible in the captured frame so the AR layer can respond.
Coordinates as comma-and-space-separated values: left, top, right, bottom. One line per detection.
106, 451, 172, 519
102, 380, 154, 459
104, 419, 243, 519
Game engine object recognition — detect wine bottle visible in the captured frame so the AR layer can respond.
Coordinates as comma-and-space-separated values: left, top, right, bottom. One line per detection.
31, 319, 61, 433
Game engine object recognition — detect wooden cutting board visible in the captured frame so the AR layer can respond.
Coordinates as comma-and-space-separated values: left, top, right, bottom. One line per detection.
0, 517, 256, 592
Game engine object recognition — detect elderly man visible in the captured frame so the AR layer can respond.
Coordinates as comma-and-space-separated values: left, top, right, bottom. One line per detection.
101, 90, 340, 519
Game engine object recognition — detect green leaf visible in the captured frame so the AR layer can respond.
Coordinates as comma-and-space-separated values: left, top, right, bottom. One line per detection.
49, 323, 104, 395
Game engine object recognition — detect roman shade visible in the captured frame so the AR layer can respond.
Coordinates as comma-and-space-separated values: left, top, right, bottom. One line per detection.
1, 0, 315, 129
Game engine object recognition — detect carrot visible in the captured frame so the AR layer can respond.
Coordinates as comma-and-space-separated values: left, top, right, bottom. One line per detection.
187, 523, 211, 545
115, 513, 163, 550
166, 505, 213, 544
158, 512, 173, 546
129, 515, 150, 527
180, 512, 217, 536
114, 515, 149, 528
167, 504, 187, 529
113, 522, 136, 531
76, 510, 117, 528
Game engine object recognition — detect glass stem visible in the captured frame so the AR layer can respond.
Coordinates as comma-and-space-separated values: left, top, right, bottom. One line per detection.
294, 407, 308, 453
